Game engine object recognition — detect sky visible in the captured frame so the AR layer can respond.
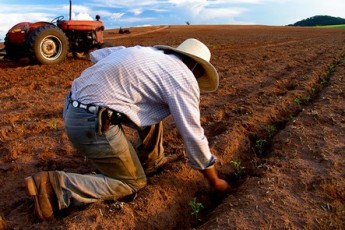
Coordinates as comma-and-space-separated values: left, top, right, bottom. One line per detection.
0, 0, 345, 41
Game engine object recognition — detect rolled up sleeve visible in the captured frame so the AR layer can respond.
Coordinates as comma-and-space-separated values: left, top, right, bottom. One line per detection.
167, 85, 216, 170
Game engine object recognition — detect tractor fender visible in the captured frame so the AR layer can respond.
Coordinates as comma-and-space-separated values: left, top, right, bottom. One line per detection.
5, 22, 32, 44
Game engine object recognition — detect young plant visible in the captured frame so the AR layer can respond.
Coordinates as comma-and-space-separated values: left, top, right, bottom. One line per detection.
189, 197, 204, 224
293, 98, 301, 106
300, 95, 310, 104
288, 115, 295, 122
267, 125, 277, 139
230, 160, 245, 177
255, 139, 267, 156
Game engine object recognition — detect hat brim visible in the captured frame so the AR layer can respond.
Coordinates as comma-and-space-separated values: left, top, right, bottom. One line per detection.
154, 45, 219, 93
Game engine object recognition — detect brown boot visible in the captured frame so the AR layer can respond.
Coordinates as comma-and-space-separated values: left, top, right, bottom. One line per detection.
24, 171, 56, 221
144, 154, 182, 176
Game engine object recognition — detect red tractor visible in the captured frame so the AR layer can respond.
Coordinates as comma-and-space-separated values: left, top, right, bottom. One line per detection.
2, 0, 112, 64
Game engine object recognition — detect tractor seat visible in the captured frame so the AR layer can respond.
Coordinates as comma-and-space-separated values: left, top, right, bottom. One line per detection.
58, 20, 104, 31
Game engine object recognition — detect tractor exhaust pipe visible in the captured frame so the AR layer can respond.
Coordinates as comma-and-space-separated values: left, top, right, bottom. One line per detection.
69, 0, 72, 20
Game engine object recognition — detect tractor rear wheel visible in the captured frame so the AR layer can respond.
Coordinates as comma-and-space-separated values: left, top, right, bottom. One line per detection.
27, 25, 68, 64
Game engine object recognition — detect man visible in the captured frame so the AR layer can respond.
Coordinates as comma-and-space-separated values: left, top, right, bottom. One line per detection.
24, 38, 230, 221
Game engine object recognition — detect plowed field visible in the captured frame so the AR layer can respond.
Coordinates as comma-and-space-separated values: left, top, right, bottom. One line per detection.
0, 25, 344, 229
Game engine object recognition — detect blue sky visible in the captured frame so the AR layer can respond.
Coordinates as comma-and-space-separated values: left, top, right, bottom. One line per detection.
1, 0, 345, 40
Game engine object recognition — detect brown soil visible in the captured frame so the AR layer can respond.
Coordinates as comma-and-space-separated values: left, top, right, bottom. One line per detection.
0, 25, 344, 230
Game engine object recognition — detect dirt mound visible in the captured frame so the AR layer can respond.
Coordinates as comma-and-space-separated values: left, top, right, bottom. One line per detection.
0, 25, 344, 229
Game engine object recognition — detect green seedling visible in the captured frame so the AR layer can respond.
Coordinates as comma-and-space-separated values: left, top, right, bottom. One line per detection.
288, 115, 295, 122
300, 95, 310, 104
230, 160, 245, 177
267, 125, 277, 139
293, 98, 301, 106
255, 139, 267, 156
320, 76, 328, 86
189, 197, 204, 224
294, 95, 310, 106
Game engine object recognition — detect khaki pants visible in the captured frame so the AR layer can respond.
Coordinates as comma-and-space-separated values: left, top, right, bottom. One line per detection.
52, 95, 165, 210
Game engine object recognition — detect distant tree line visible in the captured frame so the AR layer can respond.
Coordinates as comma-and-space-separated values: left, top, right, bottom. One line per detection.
288, 15, 345, 26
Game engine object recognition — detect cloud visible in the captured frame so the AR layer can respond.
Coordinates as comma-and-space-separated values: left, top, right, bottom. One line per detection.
66, 4, 95, 20
118, 16, 156, 23
129, 8, 143, 16
73, 12, 94, 20
199, 7, 247, 21
110, 13, 125, 20
0, 11, 53, 41
161, 0, 248, 24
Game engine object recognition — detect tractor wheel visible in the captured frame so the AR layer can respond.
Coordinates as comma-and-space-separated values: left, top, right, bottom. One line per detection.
27, 25, 68, 64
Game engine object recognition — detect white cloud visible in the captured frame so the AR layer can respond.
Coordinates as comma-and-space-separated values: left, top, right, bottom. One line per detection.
110, 13, 125, 20
200, 7, 247, 20
91, 0, 163, 8
119, 16, 155, 23
129, 8, 143, 16
72, 12, 94, 20
66, 4, 95, 20
0, 12, 52, 41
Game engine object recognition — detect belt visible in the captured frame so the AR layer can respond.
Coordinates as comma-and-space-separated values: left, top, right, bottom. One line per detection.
71, 100, 98, 113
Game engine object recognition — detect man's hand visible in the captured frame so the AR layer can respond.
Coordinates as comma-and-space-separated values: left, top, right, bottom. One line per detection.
200, 166, 231, 192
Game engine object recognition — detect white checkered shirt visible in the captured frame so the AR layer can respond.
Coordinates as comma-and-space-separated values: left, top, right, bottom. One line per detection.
70, 46, 215, 170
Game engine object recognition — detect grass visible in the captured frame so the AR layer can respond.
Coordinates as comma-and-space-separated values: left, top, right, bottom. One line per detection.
316, 24, 345, 29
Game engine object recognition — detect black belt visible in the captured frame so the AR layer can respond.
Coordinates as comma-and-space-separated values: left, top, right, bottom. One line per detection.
71, 100, 98, 114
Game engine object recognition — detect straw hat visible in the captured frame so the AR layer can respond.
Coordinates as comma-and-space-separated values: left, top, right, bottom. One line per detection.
154, 38, 219, 93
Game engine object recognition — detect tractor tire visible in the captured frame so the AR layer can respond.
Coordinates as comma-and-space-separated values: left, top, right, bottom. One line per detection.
27, 25, 68, 64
